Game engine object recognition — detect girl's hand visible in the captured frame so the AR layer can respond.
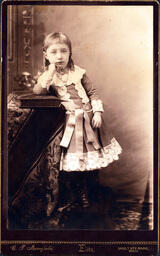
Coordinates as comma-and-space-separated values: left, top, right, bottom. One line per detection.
48, 63, 55, 75
92, 112, 102, 128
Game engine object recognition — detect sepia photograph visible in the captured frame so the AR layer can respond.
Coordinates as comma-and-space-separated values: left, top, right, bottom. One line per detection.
1, 1, 159, 255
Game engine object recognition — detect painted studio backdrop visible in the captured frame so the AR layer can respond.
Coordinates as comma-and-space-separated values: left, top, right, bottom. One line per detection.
7, 5, 153, 229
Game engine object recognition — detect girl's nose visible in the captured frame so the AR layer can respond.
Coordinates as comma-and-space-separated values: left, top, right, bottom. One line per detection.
57, 51, 62, 59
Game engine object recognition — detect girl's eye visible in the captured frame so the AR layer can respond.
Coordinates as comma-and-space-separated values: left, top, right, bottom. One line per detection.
51, 51, 57, 54
61, 49, 68, 53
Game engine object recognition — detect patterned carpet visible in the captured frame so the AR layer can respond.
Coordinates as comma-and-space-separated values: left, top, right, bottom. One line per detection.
26, 200, 153, 231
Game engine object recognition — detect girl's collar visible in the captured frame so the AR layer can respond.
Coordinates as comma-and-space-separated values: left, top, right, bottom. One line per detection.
66, 65, 86, 85
52, 65, 86, 86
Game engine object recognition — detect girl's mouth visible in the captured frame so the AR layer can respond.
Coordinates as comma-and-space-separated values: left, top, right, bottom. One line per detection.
56, 62, 64, 66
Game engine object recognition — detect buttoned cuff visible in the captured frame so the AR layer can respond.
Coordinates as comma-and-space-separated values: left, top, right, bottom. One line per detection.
91, 99, 104, 113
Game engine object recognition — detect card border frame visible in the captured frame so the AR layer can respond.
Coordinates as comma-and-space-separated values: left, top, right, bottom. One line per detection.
1, 1, 159, 255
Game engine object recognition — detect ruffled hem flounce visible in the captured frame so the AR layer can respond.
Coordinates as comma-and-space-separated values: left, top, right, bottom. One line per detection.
60, 138, 122, 172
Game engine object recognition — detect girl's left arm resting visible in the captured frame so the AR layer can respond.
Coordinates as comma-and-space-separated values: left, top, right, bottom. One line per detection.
81, 74, 104, 128
81, 74, 104, 111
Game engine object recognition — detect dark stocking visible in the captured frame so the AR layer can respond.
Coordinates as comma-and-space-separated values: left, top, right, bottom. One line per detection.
71, 172, 90, 208
59, 171, 91, 209
58, 171, 75, 208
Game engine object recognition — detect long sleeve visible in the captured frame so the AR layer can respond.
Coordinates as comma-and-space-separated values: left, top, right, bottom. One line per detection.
81, 74, 104, 113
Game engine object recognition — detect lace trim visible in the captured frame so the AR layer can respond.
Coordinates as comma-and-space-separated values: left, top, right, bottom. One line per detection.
54, 85, 71, 100
52, 65, 90, 104
60, 138, 122, 171
67, 65, 89, 104
74, 81, 90, 104
67, 65, 86, 85
50, 65, 85, 87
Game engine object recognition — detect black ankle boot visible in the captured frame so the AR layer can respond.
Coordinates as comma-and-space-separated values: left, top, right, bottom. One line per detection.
76, 183, 90, 208
79, 190, 90, 208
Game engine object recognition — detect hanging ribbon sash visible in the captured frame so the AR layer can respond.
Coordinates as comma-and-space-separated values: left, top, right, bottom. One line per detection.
60, 109, 101, 152
59, 112, 75, 148
75, 109, 83, 153
83, 111, 101, 150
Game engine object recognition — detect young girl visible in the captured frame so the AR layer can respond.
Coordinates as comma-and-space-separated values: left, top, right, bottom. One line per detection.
33, 32, 122, 210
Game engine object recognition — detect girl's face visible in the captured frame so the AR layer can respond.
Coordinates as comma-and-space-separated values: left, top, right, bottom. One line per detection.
45, 40, 70, 70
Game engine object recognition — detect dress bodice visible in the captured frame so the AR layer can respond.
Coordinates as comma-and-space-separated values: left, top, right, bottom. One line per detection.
51, 65, 90, 106
35, 64, 104, 113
